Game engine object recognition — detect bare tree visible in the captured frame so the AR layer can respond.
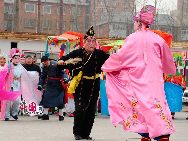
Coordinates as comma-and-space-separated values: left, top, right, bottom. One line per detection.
59, 0, 63, 34
14, 0, 19, 32
102, 0, 126, 23
70, 0, 78, 32
37, 0, 41, 33
102, 0, 112, 23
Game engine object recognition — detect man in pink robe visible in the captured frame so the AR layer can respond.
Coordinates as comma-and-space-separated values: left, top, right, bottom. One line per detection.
102, 5, 176, 141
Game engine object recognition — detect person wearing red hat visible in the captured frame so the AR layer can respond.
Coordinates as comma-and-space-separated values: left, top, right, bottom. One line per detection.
20, 54, 25, 65
58, 26, 109, 140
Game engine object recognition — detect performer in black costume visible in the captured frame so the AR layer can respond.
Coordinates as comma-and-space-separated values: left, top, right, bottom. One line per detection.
38, 56, 68, 121
58, 26, 109, 140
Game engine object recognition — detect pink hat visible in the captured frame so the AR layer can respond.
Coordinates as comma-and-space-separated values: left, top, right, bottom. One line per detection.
10, 48, 20, 58
133, 5, 156, 25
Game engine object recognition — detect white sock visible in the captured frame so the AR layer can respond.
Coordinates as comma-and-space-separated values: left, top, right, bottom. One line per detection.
43, 108, 48, 115
59, 109, 64, 116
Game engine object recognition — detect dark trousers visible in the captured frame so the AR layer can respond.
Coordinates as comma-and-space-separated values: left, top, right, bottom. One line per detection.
73, 99, 97, 137
139, 133, 170, 140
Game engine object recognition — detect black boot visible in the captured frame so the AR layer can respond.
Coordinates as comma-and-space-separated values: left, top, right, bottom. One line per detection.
59, 116, 64, 121
12, 115, 18, 120
74, 135, 83, 140
171, 112, 175, 119
38, 115, 42, 119
4, 118, 9, 121
84, 136, 93, 140
41, 114, 49, 120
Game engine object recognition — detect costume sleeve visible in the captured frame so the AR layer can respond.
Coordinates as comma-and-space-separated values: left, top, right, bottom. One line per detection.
57, 63, 77, 70
61, 70, 69, 83
58, 49, 81, 70
37, 65, 41, 76
38, 67, 47, 87
102, 39, 133, 73
99, 50, 110, 66
60, 49, 80, 61
101, 53, 122, 72
161, 42, 176, 75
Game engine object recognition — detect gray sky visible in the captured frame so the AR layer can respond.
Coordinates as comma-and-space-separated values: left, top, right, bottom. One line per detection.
136, 0, 177, 13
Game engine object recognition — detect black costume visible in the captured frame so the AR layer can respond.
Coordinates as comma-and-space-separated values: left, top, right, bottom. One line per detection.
60, 48, 109, 138
38, 61, 66, 109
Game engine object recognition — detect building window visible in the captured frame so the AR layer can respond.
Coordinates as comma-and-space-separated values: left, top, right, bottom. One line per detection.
57, 21, 65, 30
181, 30, 187, 35
186, 2, 188, 14
72, 7, 76, 15
72, 7, 81, 16
57, 21, 60, 29
4, 20, 13, 29
42, 20, 50, 29
63, 7, 66, 15
24, 19, 36, 28
25, 3, 35, 13
77, 7, 81, 15
57, 7, 60, 15
58, 6, 64, 15
4, 0, 14, 3
181, 29, 188, 41
71, 21, 79, 31
63, 21, 66, 29
43, 5, 51, 14
4, 5, 14, 14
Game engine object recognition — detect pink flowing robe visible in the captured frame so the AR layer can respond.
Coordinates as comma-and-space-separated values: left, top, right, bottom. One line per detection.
0, 64, 39, 119
0, 65, 21, 119
0, 65, 20, 100
102, 29, 176, 138
26, 71, 42, 105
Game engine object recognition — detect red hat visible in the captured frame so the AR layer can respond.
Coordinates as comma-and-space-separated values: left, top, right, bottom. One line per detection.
20, 54, 25, 58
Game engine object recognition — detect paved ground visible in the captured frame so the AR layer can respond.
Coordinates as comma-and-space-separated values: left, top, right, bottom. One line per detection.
0, 110, 188, 141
